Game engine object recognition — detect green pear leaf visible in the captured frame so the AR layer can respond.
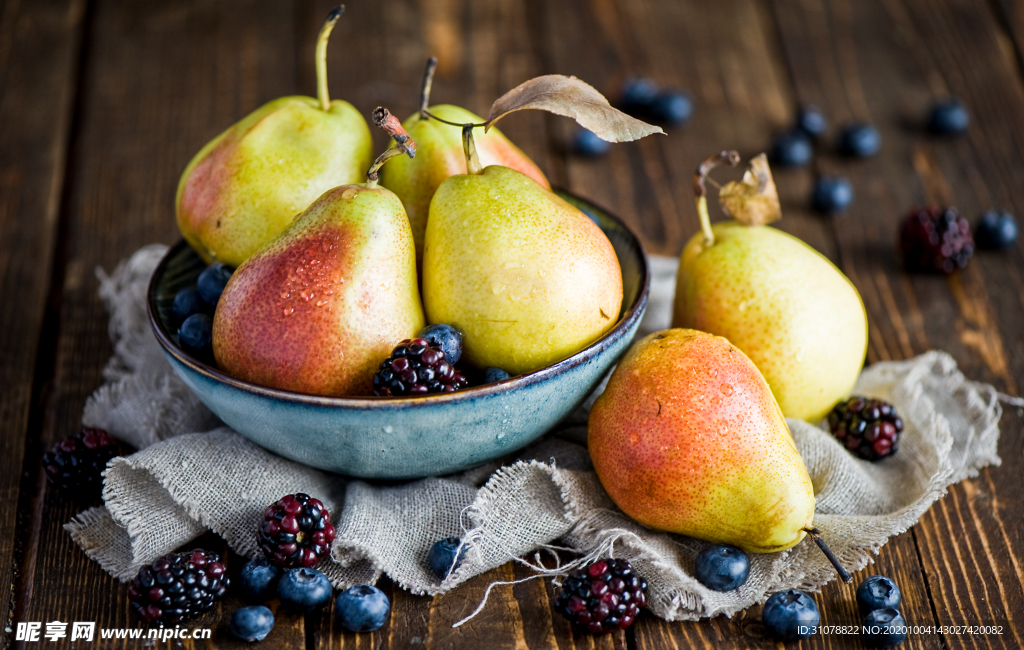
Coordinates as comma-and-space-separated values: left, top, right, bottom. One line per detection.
485, 75, 664, 142
718, 154, 781, 226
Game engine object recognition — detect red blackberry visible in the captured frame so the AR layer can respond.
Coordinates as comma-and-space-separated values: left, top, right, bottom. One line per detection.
900, 206, 974, 273
127, 549, 229, 624
373, 338, 469, 396
827, 397, 904, 461
258, 493, 336, 568
554, 559, 647, 634
42, 427, 119, 494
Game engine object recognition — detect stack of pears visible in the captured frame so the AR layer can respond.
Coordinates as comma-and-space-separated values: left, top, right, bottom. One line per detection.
174, 19, 643, 396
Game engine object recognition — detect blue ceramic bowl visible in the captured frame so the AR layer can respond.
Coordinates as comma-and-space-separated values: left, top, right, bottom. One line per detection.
147, 190, 649, 479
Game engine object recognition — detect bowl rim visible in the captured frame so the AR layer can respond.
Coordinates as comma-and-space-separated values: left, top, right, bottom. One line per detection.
147, 188, 650, 408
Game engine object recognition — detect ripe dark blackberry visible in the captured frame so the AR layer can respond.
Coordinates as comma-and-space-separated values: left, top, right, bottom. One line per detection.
127, 549, 229, 624
373, 338, 469, 396
827, 397, 904, 461
258, 493, 336, 568
900, 206, 974, 273
42, 427, 119, 494
554, 559, 647, 634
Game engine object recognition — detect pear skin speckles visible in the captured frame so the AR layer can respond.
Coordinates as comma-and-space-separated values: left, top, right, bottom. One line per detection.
672, 222, 867, 422
212, 185, 424, 396
422, 166, 621, 375
588, 329, 816, 553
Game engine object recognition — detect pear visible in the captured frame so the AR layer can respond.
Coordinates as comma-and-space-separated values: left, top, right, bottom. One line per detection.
588, 329, 816, 553
422, 129, 621, 375
379, 59, 549, 265
379, 103, 549, 265
212, 139, 424, 397
177, 7, 373, 268
672, 153, 868, 423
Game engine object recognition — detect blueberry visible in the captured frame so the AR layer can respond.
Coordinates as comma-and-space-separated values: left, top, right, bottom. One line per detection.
196, 263, 233, 306
862, 608, 907, 647
336, 585, 390, 633
418, 323, 464, 365
762, 589, 819, 640
838, 122, 881, 157
928, 98, 969, 135
482, 367, 511, 384
276, 568, 333, 613
649, 91, 693, 125
619, 77, 659, 115
694, 544, 749, 591
769, 131, 813, 167
975, 210, 1018, 250
857, 575, 902, 615
230, 606, 274, 642
812, 176, 854, 214
427, 538, 467, 579
239, 557, 282, 602
795, 105, 828, 139
171, 287, 208, 325
178, 313, 213, 358
573, 128, 610, 157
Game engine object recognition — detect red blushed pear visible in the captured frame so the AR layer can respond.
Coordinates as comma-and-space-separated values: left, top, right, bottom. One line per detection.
379, 59, 550, 265
176, 7, 373, 268
212, 110, 423, 397
589, 329, 851, 581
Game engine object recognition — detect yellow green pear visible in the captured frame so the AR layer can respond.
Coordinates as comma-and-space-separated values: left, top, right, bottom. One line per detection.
588, 329, 816, 553
422, 130, 621, 375
379, 103, 549, 264
672, 153, 868, 422
176, 7, 373, 268
212, 147, 424, 397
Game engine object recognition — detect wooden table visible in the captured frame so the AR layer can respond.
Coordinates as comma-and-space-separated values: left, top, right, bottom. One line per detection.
3, 0, 1023, 647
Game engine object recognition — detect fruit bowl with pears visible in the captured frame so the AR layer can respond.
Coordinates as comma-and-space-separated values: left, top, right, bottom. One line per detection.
147, 17, 663, 479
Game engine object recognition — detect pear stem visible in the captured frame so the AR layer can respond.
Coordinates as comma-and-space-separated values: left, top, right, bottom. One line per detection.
419, 57, 438, 118
693, 150, 741, 247
803, 527, 853, 584
462, 125, 483, 175
315, 6, 345, 112
366, 107, 417, 184
423, 111, 487, 129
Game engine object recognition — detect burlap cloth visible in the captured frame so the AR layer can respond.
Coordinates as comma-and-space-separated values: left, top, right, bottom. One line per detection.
65, 244, 1009, 622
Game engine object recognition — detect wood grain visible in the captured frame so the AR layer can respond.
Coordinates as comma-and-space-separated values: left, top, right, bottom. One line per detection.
0, 0, 86, 644
770, 0, 1024, 648
15, 1, 303, 648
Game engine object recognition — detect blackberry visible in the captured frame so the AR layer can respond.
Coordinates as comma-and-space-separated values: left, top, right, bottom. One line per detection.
554, 558, 647, 634
827, 397, 904, 461
900, 206, 974, 273
127, 549, 229, 624
258, 493, 336, 568
42, 427, 119, 494
372, 338, 468, 396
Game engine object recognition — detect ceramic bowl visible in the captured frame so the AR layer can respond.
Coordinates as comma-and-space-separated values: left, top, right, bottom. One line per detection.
148, 190, 649, 479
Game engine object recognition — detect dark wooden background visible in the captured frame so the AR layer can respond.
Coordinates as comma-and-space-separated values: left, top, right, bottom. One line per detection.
2, 0, 1023, 647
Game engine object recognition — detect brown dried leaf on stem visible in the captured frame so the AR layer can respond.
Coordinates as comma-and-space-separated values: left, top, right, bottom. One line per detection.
718, 154, 781, 226
485, 75, 664, 143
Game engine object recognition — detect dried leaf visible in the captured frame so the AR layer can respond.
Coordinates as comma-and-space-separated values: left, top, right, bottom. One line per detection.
718, 154, 781, 226
485, 75, 664, 143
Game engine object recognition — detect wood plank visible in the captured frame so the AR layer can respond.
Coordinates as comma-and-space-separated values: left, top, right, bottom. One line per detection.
16, 1, 304, 648
0, 0, 86, 642
770, 0, 1024, 648
534, 0, 946, 647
